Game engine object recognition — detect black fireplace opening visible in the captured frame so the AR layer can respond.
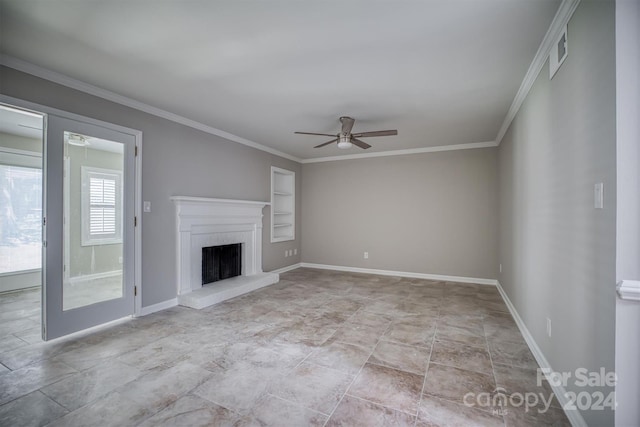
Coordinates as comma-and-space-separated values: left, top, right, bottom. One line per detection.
202, 243, 242, 285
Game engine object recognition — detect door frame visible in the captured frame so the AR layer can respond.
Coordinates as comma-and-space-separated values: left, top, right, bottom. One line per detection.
0, 94, 144, 320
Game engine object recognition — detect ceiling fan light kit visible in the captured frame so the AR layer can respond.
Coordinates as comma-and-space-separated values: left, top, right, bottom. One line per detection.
337, 134, 352, 149
295, 116, 398, 150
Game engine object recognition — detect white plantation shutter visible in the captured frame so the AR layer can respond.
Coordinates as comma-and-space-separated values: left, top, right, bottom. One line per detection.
81, 167, 122, 245
89, 176, 117, 235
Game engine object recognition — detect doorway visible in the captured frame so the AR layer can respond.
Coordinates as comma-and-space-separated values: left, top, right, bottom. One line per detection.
0, 105, 44, 343
0, 100, 142, 341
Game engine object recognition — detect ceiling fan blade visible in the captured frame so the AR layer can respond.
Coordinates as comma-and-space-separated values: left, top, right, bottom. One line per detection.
352, 129, 398, 138
314, 139, 338, 148
340, 116, 355, 135
295, 131, 337, 137
351, 138, 371, 149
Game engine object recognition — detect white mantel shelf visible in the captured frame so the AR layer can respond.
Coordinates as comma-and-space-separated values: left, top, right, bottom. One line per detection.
171, 196, 278, 309
170, 196, 270, 207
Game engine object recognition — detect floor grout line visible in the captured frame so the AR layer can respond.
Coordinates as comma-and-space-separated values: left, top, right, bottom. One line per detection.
321, 316, 391, 427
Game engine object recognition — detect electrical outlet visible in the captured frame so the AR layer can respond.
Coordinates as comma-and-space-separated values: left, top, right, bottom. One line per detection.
294, 248, 297, 255
284, 250, 289, 258
546, 317, 552, 337
364, 252, 369, 259
289, 250, 293, 257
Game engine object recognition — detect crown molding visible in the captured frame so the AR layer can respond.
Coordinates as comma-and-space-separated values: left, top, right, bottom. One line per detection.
0, 55, 302, 163
300, 141, 498, 164
495, 0, 581, 144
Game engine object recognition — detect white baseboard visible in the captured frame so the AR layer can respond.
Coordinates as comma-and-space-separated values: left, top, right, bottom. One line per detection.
67, 270, 122, 285
0, 270, 41, 293
269, 263, 302, 274
137, 298, 178, 316
299, 263, 498, 286
495, 281, 587, 427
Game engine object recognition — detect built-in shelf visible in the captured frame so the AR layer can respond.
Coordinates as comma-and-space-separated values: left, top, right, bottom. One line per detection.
271, 167, 295, 243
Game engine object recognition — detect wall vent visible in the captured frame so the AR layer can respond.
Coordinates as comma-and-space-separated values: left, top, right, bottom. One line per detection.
549, 26, 568, 79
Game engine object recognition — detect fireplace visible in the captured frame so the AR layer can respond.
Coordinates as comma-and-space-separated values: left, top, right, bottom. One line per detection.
171, 196, 279, 309
202, 243, 242, 284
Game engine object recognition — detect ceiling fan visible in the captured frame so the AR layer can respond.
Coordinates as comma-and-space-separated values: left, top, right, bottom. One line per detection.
295, 116, 398, 150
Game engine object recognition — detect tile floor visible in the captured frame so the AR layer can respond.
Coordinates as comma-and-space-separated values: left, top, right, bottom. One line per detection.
0, 268, 571, 426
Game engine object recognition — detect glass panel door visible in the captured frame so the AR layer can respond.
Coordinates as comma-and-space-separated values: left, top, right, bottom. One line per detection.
44, 114, 135, 340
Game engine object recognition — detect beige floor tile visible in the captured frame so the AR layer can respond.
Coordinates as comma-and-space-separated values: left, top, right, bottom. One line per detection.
137, 394, 240, 427
423, 363, 495, 406
0, 360, 77, 406
327, 394, 416, 427
307, 341, 371, 375
430, 339, 493, 374
369, 340, 430, 375
268, 362, 353, 415
348, 363, 423, 415
40, 359, 141, 411
417, 394, 503, 427
0, 391, 68, 427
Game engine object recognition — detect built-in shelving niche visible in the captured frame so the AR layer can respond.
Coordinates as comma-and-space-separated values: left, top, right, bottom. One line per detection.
270, 166, 295, 243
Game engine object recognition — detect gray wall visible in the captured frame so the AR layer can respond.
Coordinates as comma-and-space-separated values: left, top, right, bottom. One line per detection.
302, 148, 499, 280
497, 1, 616, 425
0, 66, 302, 307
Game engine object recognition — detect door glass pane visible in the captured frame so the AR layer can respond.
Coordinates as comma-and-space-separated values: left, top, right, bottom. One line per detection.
63, 131, 124, 310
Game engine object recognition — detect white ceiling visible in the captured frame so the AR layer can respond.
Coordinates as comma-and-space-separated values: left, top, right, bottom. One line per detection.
0, 0, 561, 160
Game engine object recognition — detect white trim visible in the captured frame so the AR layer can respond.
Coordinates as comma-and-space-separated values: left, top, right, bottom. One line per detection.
137, 298, 178, 316
134, 136, 143, 316
300, 262, 497, 285
301, 141, 498, 164
170, 196, 270, 207
0, 268, 40, 278
495, 0, 581, 144
0, 148, 42, 168
0, 146, 42, 157
617, 280, 640, 301
495, 281, 587, 427
269, 263, 302, 274
0, 55, 301, 163
0, 270, 40, 293
67, 269, 121, 285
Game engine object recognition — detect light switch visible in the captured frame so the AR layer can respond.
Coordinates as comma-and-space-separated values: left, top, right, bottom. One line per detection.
143, 201, 151, 213
594, 183, 604, 209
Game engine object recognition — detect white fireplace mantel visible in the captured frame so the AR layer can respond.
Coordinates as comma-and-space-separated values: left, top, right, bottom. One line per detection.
171, 196, 279, 309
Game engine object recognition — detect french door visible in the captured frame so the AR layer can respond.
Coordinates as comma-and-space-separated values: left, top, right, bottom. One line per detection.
44, 114, 136, 340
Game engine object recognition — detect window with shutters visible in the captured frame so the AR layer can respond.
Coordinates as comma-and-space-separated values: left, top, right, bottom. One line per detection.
81, 166, 122, 246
